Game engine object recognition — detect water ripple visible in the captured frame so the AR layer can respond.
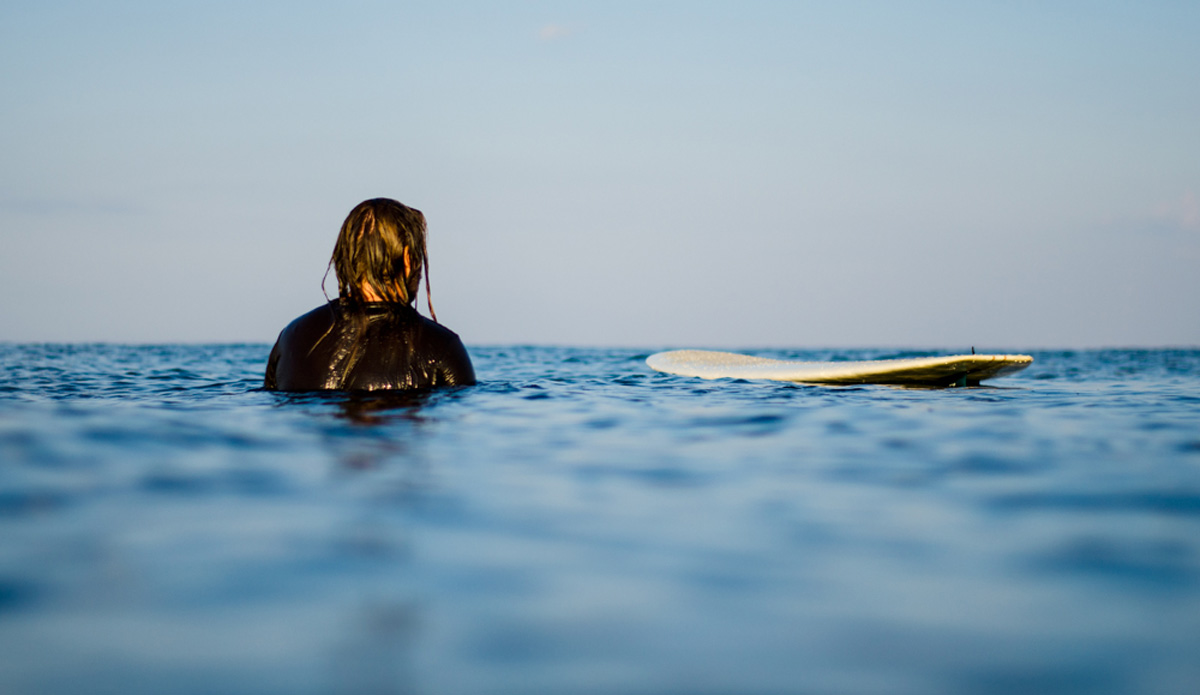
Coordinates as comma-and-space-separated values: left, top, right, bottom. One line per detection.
1, 345, 1199, 694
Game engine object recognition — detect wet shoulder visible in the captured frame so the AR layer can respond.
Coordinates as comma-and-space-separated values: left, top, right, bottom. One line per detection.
413, 311, 467, 346
284, 301, 341, 336
403, 309, 475, 385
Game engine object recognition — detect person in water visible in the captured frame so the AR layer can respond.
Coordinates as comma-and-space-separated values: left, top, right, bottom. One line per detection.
264, 198, 475, 391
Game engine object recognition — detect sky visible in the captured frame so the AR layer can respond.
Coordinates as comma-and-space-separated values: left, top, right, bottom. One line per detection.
2, 1, 1198, 348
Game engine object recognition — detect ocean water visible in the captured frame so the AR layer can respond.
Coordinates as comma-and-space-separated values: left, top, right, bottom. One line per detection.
1, 344, 1199, 695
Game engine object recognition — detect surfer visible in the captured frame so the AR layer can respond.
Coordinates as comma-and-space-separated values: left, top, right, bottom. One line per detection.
264, 198, 475, 391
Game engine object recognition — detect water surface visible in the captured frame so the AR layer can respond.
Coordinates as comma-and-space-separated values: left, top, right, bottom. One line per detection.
2, 345, 1199, 694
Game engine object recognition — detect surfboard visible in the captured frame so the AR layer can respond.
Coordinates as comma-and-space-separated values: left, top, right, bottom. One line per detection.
646, 350, 1033, 387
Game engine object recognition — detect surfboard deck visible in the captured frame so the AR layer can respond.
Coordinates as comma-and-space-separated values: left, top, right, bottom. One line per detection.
646, 350, 1033, 387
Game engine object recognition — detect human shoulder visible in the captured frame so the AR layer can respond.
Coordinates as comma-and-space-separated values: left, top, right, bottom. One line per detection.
410, 312, 475, 385
273, 300, 345, 344
286, 300, 342, 329
414, 310, 466, 344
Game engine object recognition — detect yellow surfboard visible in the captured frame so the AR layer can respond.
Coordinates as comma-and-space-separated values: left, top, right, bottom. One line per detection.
646, 350, 1033, 387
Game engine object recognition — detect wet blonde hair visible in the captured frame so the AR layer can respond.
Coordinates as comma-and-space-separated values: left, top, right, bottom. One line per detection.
326, 198, 437, 321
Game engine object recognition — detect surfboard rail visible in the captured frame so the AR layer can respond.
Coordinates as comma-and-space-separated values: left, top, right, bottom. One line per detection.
646, 350, 1033, 387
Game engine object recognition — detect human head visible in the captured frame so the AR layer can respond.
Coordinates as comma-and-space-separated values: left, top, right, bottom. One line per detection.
328, 198, 434, 316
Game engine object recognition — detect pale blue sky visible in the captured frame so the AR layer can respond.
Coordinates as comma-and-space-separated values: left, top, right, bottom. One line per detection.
2, 1, 1198, 347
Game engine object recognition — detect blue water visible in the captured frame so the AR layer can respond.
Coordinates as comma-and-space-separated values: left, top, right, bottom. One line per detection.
2, 344, 1199, 695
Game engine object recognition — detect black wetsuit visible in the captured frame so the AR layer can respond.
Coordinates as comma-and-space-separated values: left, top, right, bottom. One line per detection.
264, 300, 475, 391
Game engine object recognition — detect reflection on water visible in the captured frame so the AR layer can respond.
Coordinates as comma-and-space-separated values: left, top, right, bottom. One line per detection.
274, 389, 438, 426
1, 345, 1199, 694
278, 390, 436, 474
